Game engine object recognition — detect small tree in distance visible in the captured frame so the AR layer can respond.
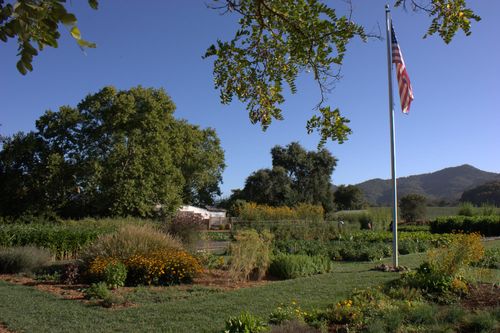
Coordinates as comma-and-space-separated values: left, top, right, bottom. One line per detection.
399, 194, 427, 223
333, 185, 365, 211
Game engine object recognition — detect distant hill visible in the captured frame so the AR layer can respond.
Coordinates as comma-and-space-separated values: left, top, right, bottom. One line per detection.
355, 165, 500, 205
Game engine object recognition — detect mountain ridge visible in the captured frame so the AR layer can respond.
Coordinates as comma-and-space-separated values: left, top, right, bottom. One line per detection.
354, 164, 500, 205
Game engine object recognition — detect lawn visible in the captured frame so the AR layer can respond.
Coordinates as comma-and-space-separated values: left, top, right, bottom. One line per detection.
0, 241, 498, 333
0, 254, 417, 333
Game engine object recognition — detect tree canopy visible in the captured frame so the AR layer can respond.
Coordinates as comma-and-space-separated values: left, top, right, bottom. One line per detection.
399, 193, 427, 222
230, 142, 336, 212
0, 86, 225, 218
0, 0, 98, 75
333, 185, 365, 210
204, 0, 480, 146
2, 1, 480, 146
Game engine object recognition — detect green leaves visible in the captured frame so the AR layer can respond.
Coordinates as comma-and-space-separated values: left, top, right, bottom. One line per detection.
207, 0, 480, 146
306, 107, 352, 148
0, 86, 225, 218
205, 0, 365, 144
0, 0, 99, 75
395, 0, 481, 44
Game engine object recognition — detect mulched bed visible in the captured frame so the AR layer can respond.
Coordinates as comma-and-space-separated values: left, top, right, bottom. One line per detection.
0, 323, 14, 333
0, 269, 272, 305
461, 283, 500, 309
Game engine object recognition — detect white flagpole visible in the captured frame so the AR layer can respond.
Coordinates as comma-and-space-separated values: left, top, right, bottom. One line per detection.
385, 5, 399, 267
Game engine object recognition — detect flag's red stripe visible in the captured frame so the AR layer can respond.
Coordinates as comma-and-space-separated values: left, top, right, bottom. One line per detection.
391, 27, 413, 114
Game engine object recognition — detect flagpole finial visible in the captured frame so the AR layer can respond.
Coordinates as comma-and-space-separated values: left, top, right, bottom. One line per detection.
385, 4, 390, 12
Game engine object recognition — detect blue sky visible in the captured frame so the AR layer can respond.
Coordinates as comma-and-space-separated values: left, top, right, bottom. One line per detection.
1, 1, 499, 197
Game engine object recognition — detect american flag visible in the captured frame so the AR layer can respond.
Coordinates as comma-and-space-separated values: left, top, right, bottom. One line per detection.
391, 24, 414, 114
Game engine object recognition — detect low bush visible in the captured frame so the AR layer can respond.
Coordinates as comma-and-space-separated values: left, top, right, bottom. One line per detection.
398, 238, 430, 255
269, 301, 308, 325
461, 311, 498, 332
268, 254, 333, 279
103, 262, 127, 289
472, 248, 500, 269
401, 233, 484, 296
224, 312, 268, 333
84, 282, 111, 300
228, 229, 273, 281
458, 202, 475, 216
0, 246, 52, 274
89, 248, 201, 286
125, 249, 202, 286
195, 250, 225, 270
430, 215, 500, 236
275, 239, 394, 261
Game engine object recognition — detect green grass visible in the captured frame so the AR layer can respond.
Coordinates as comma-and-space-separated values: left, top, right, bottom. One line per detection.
0, 260, 404, 332
0, 241, 498, 333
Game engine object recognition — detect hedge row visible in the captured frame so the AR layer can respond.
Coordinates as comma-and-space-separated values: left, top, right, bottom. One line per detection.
430, 215, 500, 236
273, 232, 456, 262
268, 254, 333, 279
235, 202, 324, 222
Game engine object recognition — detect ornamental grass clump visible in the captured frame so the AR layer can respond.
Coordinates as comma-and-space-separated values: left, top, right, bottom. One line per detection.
81, 224, 182, 263
0, 246, 52, 274
228, 229, 273, 281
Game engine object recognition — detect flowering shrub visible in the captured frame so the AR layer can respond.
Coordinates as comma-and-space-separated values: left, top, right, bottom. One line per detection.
88, 256, 120, 278
269, 301, 308, 325
401, 233, 484, 296
328, 299, 362, 324
125, 249, 202, 286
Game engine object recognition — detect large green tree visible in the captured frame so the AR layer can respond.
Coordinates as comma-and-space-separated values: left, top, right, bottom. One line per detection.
333, 185, 365, 211
0, 86, 225, 218
399, 193, 427, 222
241, 166, 295, 207
2, 1, 480, 145
235, 142, 336, 212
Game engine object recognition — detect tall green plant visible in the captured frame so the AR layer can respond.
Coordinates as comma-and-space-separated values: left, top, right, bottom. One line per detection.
228, 229, 273, 281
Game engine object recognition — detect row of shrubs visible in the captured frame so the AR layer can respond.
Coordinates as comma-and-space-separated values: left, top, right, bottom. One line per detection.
234, 202, 324, 222
430, 215, 500, 236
